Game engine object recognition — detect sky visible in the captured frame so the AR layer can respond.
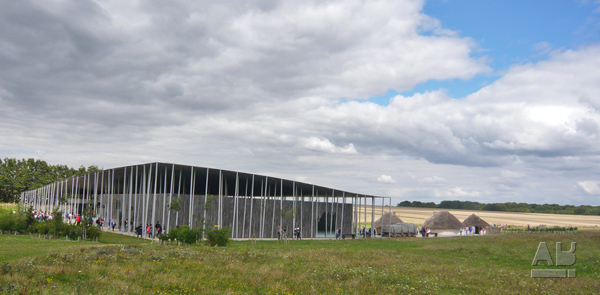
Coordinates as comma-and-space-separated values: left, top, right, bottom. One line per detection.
1, 0, 600, 206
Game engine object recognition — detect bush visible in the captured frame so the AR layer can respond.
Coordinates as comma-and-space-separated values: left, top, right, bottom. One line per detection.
36, 222, 50, 235
66, 225, 82, 240
206, 227, 231, 247
86, 225, 101, 241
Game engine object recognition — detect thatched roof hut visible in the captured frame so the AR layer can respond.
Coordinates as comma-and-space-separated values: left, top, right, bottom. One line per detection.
423, 211, 463, 230
462, 214, 490, 228
373, 212, 403, 233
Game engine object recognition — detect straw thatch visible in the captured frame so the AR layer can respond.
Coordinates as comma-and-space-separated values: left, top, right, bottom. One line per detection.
462, 214, 490, 228
423, 211, 463, 230
373, 212, 403, 232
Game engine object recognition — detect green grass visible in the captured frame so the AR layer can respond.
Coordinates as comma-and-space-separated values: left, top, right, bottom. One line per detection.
0, 234, 96, 263
1, 232, 599, 294
97, 231, 151, 245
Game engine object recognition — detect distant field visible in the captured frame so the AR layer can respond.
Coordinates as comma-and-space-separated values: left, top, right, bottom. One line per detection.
356, 206, 600, 228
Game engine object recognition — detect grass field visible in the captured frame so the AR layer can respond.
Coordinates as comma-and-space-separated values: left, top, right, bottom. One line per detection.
1, 230, 599, 294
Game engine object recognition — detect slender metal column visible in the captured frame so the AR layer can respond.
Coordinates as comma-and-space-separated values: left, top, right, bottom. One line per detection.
176, 170, 182, 226
260, 177, 265, 239
325, 192, 329, 239
142, 165, 148, 235
388, 198, 392, 238
341, 192, 345, 236
330, 190, 336, 238
333, 195, 342, 238
233, 172, 239, 238
87, 173, 91, 217
364, 195, 367, 237
202, 167, 209, 238
242, 177, 248, 238
111, 170, 116, 224
189, 166, 194, 227
168, 164, 174, 233
279, 179, 283, 239
371, 196, 375, 237
248, 175, 254, 239
128, 166, 133, 232
151, 163, 158, 237
100, 171, 104, 222
311, 185, 314, 238
218, 170, 222, 229
162, 166, 167, 232
271, 182, 276, 238
292, 182, 296, 236
92, 172, 97, 217
122, 168, 127, 231
76, 176, 81, 217
381, 198, 384, 235
134, 166, 138, 228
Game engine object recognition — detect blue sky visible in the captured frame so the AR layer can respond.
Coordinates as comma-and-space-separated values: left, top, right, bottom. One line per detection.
368, 0, 600, 104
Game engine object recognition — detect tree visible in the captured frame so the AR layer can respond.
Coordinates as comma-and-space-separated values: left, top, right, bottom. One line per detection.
0, 158, 101, 203
170, 196, 182, 226
482, 203, 507, 211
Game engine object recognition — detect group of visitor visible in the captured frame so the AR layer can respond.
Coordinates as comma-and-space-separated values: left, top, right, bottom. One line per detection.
459, 226, 487, 235
32, 210, 53, 221
358, 226, 371, 237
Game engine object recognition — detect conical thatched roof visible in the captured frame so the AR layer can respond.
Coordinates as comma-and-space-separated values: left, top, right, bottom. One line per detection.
462, 214, 490, 228
423, 211, 463, 230
373, 212, 403, 231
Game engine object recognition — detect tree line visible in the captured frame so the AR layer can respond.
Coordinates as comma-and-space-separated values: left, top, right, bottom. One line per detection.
397, 200, 600, 216
0, 158, 101, 203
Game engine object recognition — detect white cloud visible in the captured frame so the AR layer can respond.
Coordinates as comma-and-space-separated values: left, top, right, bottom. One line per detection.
578, 181, 600, 195
434, 187, 482, 198
377, 175, 396, 184
300, 137, 357, 154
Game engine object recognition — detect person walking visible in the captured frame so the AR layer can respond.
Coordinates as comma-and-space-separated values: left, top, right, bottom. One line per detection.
155, 221, 162, 237
135, 224, 142, 238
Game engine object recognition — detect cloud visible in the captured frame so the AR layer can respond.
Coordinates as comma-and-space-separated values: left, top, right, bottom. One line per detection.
300, 137, 357, 154
1, 1, 600, 205
434, 187, 482, 198
578, 181, 600, 195
377, 175, 396, 184
422, 176, 446, 183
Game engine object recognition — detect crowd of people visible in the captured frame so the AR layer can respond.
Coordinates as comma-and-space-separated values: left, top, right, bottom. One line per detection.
277, 225, 303, 240
460, 226, 486, 235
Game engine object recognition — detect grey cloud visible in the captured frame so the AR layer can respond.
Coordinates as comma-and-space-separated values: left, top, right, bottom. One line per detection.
2, 1, 600, 205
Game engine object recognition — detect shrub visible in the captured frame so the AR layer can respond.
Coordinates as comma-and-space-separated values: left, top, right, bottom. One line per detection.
206, 227, 231, 247
170, 225, 201, 245
66, 225, 82, 240
86, 225, 101, 241
36, 222, 50, 235
167, 227, 180, 244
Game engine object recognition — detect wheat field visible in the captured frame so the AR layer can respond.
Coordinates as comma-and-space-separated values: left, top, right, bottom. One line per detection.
355, 206, 600, 228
